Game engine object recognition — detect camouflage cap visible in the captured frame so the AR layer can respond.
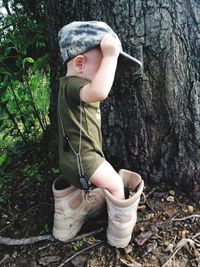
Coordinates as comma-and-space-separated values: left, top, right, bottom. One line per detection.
58, 21, 142, 73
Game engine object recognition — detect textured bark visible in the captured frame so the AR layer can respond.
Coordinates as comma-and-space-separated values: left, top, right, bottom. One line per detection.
45, 0, 200, 203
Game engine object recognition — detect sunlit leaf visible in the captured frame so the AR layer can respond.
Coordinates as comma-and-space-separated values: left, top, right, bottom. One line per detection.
23, 57, 35, 68
0, 153, 9, 168
32, 53, 49, 71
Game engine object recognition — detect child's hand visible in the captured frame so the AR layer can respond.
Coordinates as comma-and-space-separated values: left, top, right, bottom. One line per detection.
100, 34, 120, 58
80, 34, 120, 103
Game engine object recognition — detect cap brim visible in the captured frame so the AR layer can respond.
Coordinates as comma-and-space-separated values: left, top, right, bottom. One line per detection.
118, 51, 142, 74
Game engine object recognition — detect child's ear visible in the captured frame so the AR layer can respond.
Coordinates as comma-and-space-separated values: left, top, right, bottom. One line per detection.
73, 55, 86, 73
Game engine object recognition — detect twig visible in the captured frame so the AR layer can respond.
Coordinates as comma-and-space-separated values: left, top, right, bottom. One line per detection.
192, 232, 200, 239
0, 227, 104, 246
58, 240, 103, 267
38, 243, 52, 251
0, 222, 14, 234
161, 242, 186, 267
0, 254, 9, 265
0, 235, 54, 245
69, 227, 104, 242
145, 188, 156, 198
0, 205, 39, 234
0, 99, 26, 142
145, 200, 155, 212
161, 236, 200, 267
171, 214, 200, 221
191, 232, 200, 246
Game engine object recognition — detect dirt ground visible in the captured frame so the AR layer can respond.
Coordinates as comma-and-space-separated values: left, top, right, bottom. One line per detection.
0, 168, 199, 267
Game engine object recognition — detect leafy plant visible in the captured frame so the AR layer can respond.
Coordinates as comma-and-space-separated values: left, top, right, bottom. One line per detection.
0, 153, 9, 169
72, 240, 85, 251
0, 0, 50, 147
21, 163, 44, 183
1, 68, 50, 143
0, 169, 13, 190
50, 168, 61, 175
41, 223, 50, 234
0, 1, 52, 188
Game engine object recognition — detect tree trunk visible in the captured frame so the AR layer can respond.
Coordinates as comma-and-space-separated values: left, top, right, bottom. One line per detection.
45, 0, 200, 203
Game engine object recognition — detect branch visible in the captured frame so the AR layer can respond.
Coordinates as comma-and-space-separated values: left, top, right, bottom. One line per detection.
24, 75, 46, 133
171, 214, 200, 221
68, 227, 104, 242
161, 234, 200, 267
192, 232, 200, 239
0, 99, 26, 142
0, 235, 54, 245
58, 240, 104, 267
161, 244, 183, 267
9, 81, 30, 141
0, 227, 104, 246
0, 205, 40, 235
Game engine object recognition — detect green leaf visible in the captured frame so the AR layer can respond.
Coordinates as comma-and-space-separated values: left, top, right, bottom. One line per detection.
0, 119, 4, 129
0, 154, 9, 168
31, 75, 40, 88
23, 57, 35, 68
2, 131, 11, 140
4, 47, 17, 56
32, 53, 49, 71
51, 168, 60, 174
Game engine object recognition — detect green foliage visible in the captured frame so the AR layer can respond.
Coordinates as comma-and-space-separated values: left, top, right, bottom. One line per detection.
50, 168, 61, 175
72, 240, 85, 251
0, 68, 50, 143
0, 152, 9, 167
21, 164, 43, 182
0, 138, 50, 208
0, 168, 13, 190
0, 1, 50, 147
0, 1, 52, 189
41, 223, 50, 234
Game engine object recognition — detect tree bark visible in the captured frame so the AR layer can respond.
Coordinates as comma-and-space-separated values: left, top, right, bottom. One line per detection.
44, 0, 200, 203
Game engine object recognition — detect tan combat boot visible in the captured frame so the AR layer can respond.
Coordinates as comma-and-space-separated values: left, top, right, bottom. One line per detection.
103, 169, 144, 248
52, 177, 105, 242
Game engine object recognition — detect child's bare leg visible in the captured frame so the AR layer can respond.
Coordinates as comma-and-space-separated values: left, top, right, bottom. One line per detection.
90, 160, 125, 199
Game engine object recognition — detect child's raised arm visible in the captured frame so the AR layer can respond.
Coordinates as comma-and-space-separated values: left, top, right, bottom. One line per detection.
80, 34, 120, 103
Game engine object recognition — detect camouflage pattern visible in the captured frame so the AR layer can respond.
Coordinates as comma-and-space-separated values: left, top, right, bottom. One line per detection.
58, 21, 142, 73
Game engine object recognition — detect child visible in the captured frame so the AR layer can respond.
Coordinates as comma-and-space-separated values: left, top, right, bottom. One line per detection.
53, 21, 144, 248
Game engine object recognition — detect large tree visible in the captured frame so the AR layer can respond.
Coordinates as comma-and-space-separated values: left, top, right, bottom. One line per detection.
45, 0, 200, 203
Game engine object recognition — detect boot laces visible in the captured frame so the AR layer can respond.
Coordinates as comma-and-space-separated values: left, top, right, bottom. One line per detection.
84, 190, 97, 204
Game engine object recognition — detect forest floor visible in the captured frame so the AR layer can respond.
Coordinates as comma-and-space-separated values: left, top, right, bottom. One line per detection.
0, 154, 200, 267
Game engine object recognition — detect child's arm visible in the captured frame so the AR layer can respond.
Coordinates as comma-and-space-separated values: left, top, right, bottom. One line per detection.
80, 34, 120, 103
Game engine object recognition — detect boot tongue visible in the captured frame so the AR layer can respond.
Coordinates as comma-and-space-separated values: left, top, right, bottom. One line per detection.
55, 177, 70, 190
129, 174, 142, 188
53, 177, 76, 198
127, 181, 142, 199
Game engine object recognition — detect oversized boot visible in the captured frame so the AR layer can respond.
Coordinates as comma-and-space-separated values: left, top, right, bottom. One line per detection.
52, 177, 105, 241
103, 169, 144, 248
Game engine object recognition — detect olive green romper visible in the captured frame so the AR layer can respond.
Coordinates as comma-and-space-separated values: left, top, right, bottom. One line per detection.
58, 76, 105, 188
